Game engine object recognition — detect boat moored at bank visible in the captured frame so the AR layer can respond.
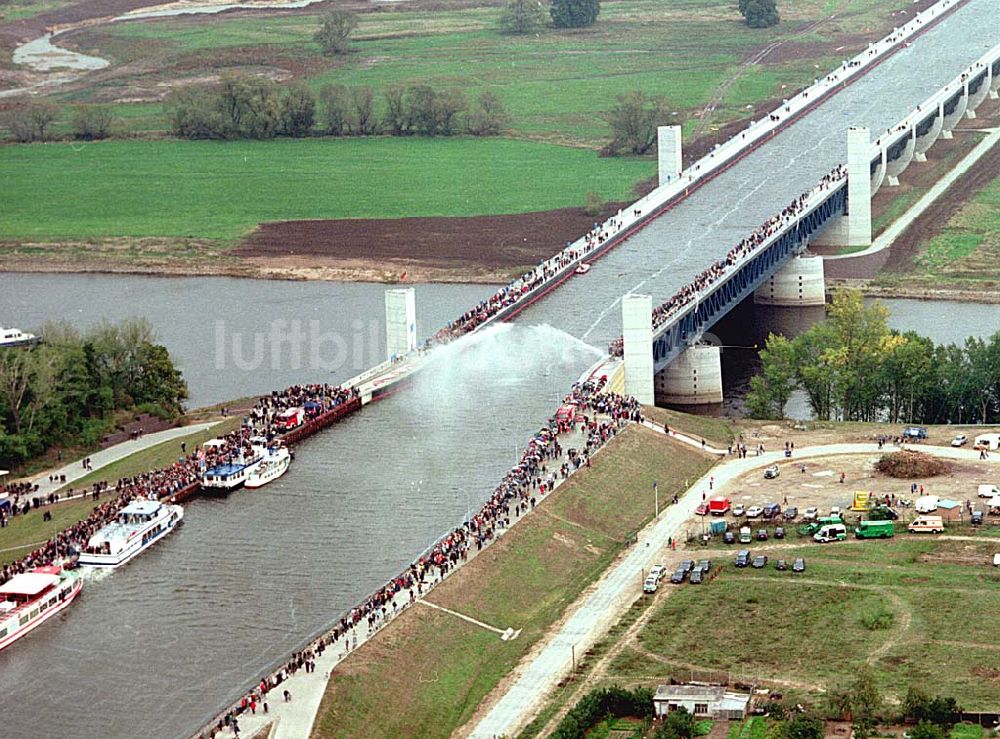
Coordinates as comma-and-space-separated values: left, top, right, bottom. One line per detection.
245, 445, 291, 489
0, 326, 39, 348
78, 499, 183, 568
0, 565, 82, 652
201, 437, 268, 491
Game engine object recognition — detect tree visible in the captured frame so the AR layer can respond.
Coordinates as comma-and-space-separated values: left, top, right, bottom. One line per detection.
656, 707, 696, 739
164, 87, 224, 139
497, 0, 547, 34
432, 88, 468, 135
550, 0, 599, 28
6, 102, 59, 142
784, 715, 824, 739
315, 10, 358, 55
319, 84, 352, 136
350, 86, 378, 135
740, 0, 779, 28
383, 86, 414, 135
604, 90, 671, 155
745, 333, 796, 419
467, 91, 510, 135
71, 105, 116, 140
217, 74, 281, 139
280, 84, 316, 137
902, 688, 961, 728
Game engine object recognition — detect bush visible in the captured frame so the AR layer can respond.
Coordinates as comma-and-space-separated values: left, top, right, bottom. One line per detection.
874, 450, 949, 479
552, 685, 654, 739
657, 707, 696, 739
583, 191, 605, 217
279, 84, 316, 137
315, 10, 357, 55
603, 90, 672, 156
860, 606, 894, 631
467, 91, 511, 136
6, 102, 59, 142
783, 714, 824, 739
739, 0, 779, 28
498, 0, 547, 34
319, 84, 352, 136
902, 688, 961, 727
71, 105, 116, 140
550, 0, 599, 28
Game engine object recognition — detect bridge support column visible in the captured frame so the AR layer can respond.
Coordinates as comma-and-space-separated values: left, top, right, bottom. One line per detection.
941, 87, 969, 139
914, 105, 943, 163
654, 345, 723, 406
813, 126, 872, 248
887, 127, 916, 187
753, 253, 825, 307
385, 287, 417, 361
622, 294, 654, 405
657, 125, 682, 187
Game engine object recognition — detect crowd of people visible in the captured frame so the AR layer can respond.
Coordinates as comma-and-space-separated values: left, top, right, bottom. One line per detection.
202, 379, 643, 738
607, 164, 848, 357
0, 381, 363, 588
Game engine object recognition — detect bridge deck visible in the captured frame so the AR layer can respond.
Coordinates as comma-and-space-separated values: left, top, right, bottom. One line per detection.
515, 0, 997, 349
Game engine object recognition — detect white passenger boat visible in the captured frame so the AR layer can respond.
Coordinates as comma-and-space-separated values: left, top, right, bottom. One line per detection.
201, 437, 267, 491
244, 445, 291, 489
78, 499, 183, 568
0, 326, 39, 348
0, 565, 82, 652
575, 263, 591, 275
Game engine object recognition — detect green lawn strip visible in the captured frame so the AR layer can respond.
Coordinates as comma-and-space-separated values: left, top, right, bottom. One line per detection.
312, 427, 716, 738
0, 137, 652, 241
0, 419, 234, 566
951, 724, 983, 739
642, 406, 737, 449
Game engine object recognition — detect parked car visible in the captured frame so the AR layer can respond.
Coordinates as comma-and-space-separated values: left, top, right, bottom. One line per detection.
971, 511, 984, 526
697, 559, 712, 573
746, 506, 764, 519
735, 550, 751, 568
873, 506, 899, 520
802, 507, 819, 521
776, 559, 788, 571
783, 507, 798, 521
978, 485, 1000, 498
792, 558, 806, 573
952, 435, 968, 447
756, 529, 769, 541
670, 569, 686, 584
695, 503, 709, 516
774, 526, 785, 540
723, 531, 736, 544
751, 555, 768, 568
830, 506, 842, 517
764, 465, 780, 479
643, 576, 658, 593
762, 502, 782, 520
732, 504, 746, 517
903, 426, 928, 441
649, 564, 666, 581
689, 568, 704, 584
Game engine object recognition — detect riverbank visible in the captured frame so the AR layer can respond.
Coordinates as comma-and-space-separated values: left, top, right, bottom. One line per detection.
830, 279, 1000, 305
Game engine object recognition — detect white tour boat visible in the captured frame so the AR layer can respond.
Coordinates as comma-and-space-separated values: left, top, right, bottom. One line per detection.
0, 565, 82, 652
201, 437, 268, 491
78, 499, 183, 568
0, 326, 39, 348
245, 445, 291, 489
575, 263, 591, 275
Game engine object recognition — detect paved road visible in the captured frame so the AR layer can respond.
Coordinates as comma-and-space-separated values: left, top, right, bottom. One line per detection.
468, 439, 1000, 738
23, 421, 220, 497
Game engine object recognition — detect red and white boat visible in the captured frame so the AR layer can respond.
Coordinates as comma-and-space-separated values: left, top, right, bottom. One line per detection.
0, 565, 82, 652
574, 263, 591, 275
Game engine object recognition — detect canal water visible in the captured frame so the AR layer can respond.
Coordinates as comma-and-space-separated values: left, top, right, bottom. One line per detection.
0, 273, 602, 738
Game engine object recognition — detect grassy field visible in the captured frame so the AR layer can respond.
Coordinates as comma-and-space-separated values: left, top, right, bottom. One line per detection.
598, 536, 1000, 709
59, 0, 917, 146
0, 137, 652, 240
643, 406, 737, 449
311, 425, 715, 739
0, 419, 234, 566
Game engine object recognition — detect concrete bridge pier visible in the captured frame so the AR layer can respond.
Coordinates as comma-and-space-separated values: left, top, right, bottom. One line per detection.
654, 344, 723, 406
991, 62, 999, 99
887, 127, 916, 187
914, 105, 943, 163
622, 293, 655, 405
813, 126, 872, 248
657, 125, 683, 187
870, 144, 888, 195
966, 68, 992, 118
385, 287, 417, 360
753, 253, 826, 307
940, 86, 969, 139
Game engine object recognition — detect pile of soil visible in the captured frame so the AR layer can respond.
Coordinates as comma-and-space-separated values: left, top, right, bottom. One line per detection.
875, 450, 950, 479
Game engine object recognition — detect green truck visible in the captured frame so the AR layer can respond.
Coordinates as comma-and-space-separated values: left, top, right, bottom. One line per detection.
854, 519, 895, 539
799, 516, 845, 536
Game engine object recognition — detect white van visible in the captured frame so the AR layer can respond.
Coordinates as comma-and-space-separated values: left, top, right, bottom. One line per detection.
974, 433, 1000, 451
908, 515, 944, 534
915, 495, 939, 513
977, 484, 1000, 498
813, 523, 847, 543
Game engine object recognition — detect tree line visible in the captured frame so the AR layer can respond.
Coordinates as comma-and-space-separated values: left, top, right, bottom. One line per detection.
747, 289, 1000, 424
164, 75, 511, 140
0, 319, 188, 470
